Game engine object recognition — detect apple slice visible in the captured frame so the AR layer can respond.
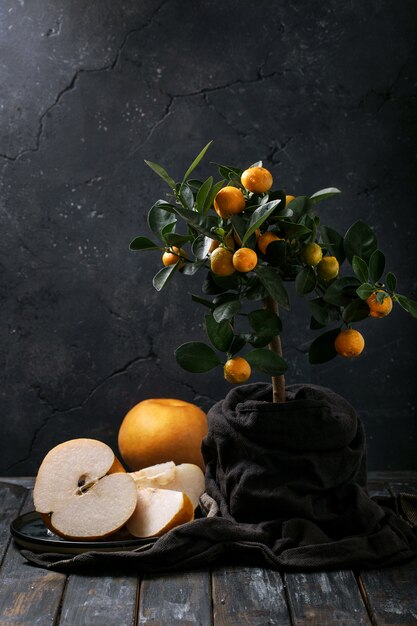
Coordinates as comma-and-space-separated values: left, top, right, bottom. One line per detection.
129, 462, 205, 509
33, 438, 137, 540
126, 488, 194, 538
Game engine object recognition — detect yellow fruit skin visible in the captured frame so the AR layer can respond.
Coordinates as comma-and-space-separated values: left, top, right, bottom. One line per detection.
302, 243, 323, 267
118, 398, 207, 471
241, 167, 273, 193
334, 329, 365, 358
257, 232, 281, 255
224, 357, 251, 384
366, 291, 393, 318
286, 195, 295, 204
317, 256, 339, 281
210, 247, 235, 276
232, 248, 258, 273
214, 186, 246, 218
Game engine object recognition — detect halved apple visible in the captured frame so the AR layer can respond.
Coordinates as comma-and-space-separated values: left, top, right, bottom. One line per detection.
33, 438, 137, 540
126, 488, 194, 538
129, 462, 205, 509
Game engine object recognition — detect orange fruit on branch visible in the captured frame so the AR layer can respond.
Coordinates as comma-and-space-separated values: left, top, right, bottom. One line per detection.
224, 357, 251, 384
334, 329, 365, 358
162, 246, 186, 267
366, 291, 393, 318
241, 166, 273, 193
118, 398, 208, 471
210, 246, 235, 276
214, 186, 246, 219
257, 231, 282, 255
232, 248, 258, 273
286, 195, 295, 204
302, 243, 323, 267
317, 255, 339, 281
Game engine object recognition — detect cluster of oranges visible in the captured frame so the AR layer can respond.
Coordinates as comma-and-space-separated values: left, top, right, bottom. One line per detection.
160, 164, 394, 382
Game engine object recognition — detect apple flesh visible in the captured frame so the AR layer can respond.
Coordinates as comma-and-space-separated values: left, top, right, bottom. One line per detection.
34, 438, 137, 541
130, 462, 205, 509
126, 488, 194, 538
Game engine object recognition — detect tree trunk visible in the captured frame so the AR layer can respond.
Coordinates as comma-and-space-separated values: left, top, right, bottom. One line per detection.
264, 295, 286, 403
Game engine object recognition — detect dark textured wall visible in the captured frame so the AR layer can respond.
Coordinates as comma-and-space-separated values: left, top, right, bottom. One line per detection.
1, 0, 416, 474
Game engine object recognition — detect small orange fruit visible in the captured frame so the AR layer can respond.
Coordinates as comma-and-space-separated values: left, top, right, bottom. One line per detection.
257, 231, 282, 255
302, 243, 323, 267
224, 357, 251, 384
232, 248, 258, 273
210, 246, 235, 276
334, 329, 365, 358
241, 166, 273, 193
317, 256, 339, 281
214, 186, 246, 219
162, 246, 186, 267
366, 291, 393, 318
286, 195, 296, 204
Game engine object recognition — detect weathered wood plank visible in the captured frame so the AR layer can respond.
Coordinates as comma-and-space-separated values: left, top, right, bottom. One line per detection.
284, 570, 371, 625
0, 489, 67, 626
58, 574, 138, 626
359, 559, 417, 625
357, 476, 417, 625
0, 481, 28, 567
138, 570, 211, 626
212, 566, 290, 626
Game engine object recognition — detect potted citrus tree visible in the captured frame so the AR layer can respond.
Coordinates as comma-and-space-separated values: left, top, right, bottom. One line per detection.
131, 141, 416, 401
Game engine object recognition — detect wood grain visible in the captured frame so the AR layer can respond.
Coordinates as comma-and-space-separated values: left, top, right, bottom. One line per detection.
58, 574, 138, 626
212, 566, 290, 626
138, 570, 211, 625
284, 569, 371, 625
0, 481, 28, 566
0, 487, 66, 626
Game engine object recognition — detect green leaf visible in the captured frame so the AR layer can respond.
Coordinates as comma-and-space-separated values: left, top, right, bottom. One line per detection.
396, 295, 417, 319
245, 349, 288, 375
356, 283, 375, 300
205, 314, 233, 352
144, 160, 176, 190
284, 195, 308, 220
309, 298, 340, 325
248, 160, 263, 168
323, 277, 361, 306
265, 239, 286, 266
308, 328, 340, 364
203, 179, 225, 215
276, 221, 311, 238
244, 275, 267, 300
196, 176, 213, 213
164, 233, 190, 247
248, 309, 282, 335
212, 162, 243, 179
295, 266, 317, 295
368, 249, 385, 283
228, 335, 247, 356
320, 225, 346, 264
191, 294, 215, 309
152, 264, 178, 291
192, 235, 213, 260
129, 236, 161, 251
242, 200, 281, 244
352, 256, 369, 283
342, 298, 370, 323
344, 220, 378, 263
148, 203, 177, 240
386, 272, 397, 292
175, 342, 221, 373
255, 265, 290, 310
182, 141, 213, 183
213, 299, 241, 322
179, 183, 194, 210
241, 332, 276, 348
181, 259, 206, 275
187, 179, 203, 190
309, 188, 341, 203
310, 316, 326, 330
172, 205, 218, 238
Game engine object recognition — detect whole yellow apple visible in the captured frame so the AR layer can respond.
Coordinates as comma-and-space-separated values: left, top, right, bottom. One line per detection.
118, 398, 207, 471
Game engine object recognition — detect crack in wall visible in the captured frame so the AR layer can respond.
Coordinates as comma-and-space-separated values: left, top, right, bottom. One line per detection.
3, 351, 155, 472
0, 0, 171, 163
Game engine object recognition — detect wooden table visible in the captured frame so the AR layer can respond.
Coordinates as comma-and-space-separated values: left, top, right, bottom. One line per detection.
0, 472, 416, 625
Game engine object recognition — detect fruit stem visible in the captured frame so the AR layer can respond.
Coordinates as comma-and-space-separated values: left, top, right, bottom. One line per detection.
264, 295, 286, 403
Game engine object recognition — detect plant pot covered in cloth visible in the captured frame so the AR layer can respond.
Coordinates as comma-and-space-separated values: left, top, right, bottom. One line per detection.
21, 383, 417, 574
